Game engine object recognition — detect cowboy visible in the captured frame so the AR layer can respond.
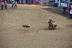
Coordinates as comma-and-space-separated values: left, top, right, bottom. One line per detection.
47, 18, 57, 29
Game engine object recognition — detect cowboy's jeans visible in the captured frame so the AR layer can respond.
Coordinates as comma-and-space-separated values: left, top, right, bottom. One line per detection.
12, 1, 15, 8
70, 14, 72, 19
63, 7, 67, 14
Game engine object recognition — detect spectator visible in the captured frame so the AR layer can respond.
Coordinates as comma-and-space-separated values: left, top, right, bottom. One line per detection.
4, 1, 8, 10
11, 0, 15, 8
14, 1, 17, 9
68, 3, 72, 19
1, 1, 4, 10
62, 2, 67, 14
19, 0, 22, 4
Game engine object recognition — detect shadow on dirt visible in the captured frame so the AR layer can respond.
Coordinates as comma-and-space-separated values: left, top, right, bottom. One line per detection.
41, 6, 70, 19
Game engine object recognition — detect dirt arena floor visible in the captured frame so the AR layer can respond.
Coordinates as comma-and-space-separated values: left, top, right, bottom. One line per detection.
0, 4, 72, 48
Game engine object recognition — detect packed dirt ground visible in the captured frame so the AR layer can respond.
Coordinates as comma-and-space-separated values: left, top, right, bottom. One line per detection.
0, 4, 72, 48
